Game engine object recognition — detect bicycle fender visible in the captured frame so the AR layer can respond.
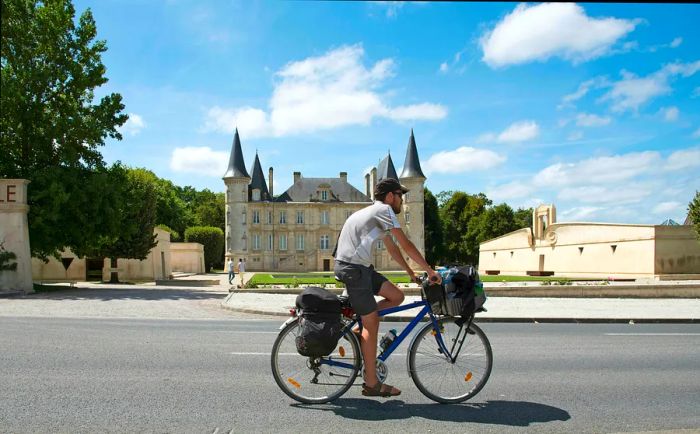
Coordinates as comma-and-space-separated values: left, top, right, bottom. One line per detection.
278, 316, 297, 330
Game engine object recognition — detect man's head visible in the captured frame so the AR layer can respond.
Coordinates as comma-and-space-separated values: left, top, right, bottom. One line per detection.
374, 178, 409, 214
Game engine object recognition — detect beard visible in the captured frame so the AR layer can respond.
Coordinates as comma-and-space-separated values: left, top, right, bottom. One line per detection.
392, 202, 402, 214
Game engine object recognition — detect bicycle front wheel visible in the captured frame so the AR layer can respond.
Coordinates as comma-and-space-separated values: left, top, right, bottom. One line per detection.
408, 317, 492, 404
271, 318, 361, 404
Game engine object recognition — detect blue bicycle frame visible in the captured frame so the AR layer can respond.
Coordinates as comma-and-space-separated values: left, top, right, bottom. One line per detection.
321, 299, 453, 370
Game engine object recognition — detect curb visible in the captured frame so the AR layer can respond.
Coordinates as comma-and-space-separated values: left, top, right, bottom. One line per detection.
219, 302, 698, 324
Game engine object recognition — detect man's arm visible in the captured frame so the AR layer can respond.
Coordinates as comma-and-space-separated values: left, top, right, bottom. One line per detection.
383, 235, 414, 278
389, 228, 441, 283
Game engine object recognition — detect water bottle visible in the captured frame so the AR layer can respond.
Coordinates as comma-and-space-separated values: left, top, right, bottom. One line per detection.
378, 329, 398, 353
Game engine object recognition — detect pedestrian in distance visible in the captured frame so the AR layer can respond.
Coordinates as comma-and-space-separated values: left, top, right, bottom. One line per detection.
227, 257, 235, 285
333, 178, 441, 398
238, 258, 246, 274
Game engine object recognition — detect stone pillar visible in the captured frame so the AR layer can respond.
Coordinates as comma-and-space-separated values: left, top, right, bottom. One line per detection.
0, 179, 34, 294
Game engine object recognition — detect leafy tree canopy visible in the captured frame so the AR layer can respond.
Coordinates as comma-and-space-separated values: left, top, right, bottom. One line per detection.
688, 191, 700, 242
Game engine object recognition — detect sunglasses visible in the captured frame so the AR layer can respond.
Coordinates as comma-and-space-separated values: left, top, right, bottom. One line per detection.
393, 191, 404, 198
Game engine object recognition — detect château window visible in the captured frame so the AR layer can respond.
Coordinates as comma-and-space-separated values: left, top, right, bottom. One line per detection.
376, 239, 384, 250
252, 189, 260, 201
321, 211, 329, 225
252, 234, 261, 250
279, 211, 287, 224
296, 234, 305, 251
321, 190, 329, 201
320, 235, 330, 250
267, 211, 273, 224
252, 210, 260, 224
296, 211, 304, 224
405, 212, 410, 223
268, 234, 273, 251
279, 234, 287, 251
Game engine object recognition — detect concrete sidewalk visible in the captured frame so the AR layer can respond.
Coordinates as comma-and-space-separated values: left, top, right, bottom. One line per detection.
220, 291, 700, 323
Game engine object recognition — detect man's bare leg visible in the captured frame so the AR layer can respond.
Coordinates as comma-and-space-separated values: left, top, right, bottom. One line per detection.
359, 311, 380, 387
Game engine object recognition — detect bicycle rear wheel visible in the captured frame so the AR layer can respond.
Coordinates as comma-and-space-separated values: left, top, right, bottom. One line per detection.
271, 318, 361, 404
408, 317, 492, 404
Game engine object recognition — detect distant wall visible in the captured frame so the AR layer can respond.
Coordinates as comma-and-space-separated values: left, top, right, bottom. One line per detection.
170, 242, 205, 274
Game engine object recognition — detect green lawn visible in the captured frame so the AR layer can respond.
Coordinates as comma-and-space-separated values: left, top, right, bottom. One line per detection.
246, 272, 596, 287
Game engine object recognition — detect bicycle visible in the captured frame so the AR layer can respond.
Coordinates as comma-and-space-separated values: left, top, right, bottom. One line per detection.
270, 276, 493, 404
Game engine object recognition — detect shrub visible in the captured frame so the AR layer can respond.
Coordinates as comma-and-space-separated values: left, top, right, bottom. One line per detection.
156, 224, 180, 242
184, 226, 224, 273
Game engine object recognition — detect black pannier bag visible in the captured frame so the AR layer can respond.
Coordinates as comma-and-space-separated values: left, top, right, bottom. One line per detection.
294, 287, 343, 357
423, 265, 486, 319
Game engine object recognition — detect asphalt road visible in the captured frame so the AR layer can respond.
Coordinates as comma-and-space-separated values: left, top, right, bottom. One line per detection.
1, 316, 699, 433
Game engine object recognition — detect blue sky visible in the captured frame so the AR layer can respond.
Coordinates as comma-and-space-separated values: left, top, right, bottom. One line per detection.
78, 1, 700, 224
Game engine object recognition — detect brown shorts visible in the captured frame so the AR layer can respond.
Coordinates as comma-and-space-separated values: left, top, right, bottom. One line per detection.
334, 261, 388, 315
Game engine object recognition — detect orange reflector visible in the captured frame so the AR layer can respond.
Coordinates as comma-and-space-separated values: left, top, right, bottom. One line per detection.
431, 330, 437, 336
465, 372, 473, 382
339, 346, 346, 357
287, 378, 301, 389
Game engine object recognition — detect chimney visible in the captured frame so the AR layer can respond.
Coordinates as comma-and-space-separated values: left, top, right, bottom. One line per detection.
365, 173, 370, 197
293, 171, 301, 183
340, 172, 347, 182
370, 168, 377, 200
268, 167, 274, 198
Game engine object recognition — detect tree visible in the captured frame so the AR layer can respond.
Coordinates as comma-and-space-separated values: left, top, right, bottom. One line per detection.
1, 0, 128, 258
86, 166, 158, 282
0, 242, 18, 272
514, 207, 533, 230
688, 191, 700, 242
185, 226, 224, 273
439, 191, 491, 265
423, 188, 443, 266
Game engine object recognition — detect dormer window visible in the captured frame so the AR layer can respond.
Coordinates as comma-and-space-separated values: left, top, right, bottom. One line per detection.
252, 189, 261, 201
321, 190, 328, 201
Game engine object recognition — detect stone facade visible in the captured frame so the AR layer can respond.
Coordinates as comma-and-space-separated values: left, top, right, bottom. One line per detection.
478, 204, 700, 279
223, 130, 427, 272
0, 179, 33, 294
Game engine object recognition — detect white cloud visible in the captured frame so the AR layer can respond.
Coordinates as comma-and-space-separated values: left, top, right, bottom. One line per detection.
576, 113, 612, 127
424, 146, 506, 174
567, 131, 584, 141
478, 120, 540, 144
170, 146, 228, 175
439, 62, 449, 73
487, 180, 533, 201
653, 201, 682, 215
670, 37, 683, 48
203, 45, 446, 138
120, 113, 146, 136
660, 106, 679, 122
600, 60, 700, 112
480, 3, 638, 68
534, 151, 660, 187
558, 184, 651, 205
559, 206, 604, 221
665, 147, 700, 171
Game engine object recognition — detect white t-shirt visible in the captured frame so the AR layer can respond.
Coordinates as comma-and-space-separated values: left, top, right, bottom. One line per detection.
227, 260, 234, 272
334, 201, 401, 267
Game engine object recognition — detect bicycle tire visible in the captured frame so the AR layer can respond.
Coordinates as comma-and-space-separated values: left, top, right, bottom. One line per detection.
408, 317, 492, 404
270, 317, 362, 404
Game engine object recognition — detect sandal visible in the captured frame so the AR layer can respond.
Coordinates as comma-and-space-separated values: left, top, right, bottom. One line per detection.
362, 382, 401, 397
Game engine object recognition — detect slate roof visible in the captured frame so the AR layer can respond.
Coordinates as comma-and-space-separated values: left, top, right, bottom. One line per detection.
275, 177, 371, 203
249, 153, 271, 201
400, 129, 426, 179
377, 153, 399, 181
223, 129, 250, 179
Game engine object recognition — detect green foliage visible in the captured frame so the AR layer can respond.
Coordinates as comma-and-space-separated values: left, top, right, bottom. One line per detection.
1, 0, 128, 259
89, 166, 158, 261
514, 207, 533, 230
0, 242, 18, 272
688, 191, 700, 242
423, 188, 443, 266
156, 224, 180, 242
185, 226, 224, 272
439, 191, 492, 265
1, 0, 127, 177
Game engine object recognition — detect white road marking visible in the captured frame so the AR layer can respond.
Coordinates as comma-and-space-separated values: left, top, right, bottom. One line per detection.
230, 352, 407, 356
604, 333, 700, 336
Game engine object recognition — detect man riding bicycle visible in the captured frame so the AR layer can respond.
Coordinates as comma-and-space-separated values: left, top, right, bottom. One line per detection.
333, 178, 441, 397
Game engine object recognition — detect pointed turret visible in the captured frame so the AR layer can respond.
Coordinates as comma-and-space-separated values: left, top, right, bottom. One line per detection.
377, 152, 399, 181
223, 129, 250, 179
400, 129, 425, 179
249, 152, 270, 201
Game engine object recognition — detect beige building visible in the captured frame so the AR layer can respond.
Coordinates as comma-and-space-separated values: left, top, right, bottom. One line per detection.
478, 204, 700, 280
223, 129, 427, 272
